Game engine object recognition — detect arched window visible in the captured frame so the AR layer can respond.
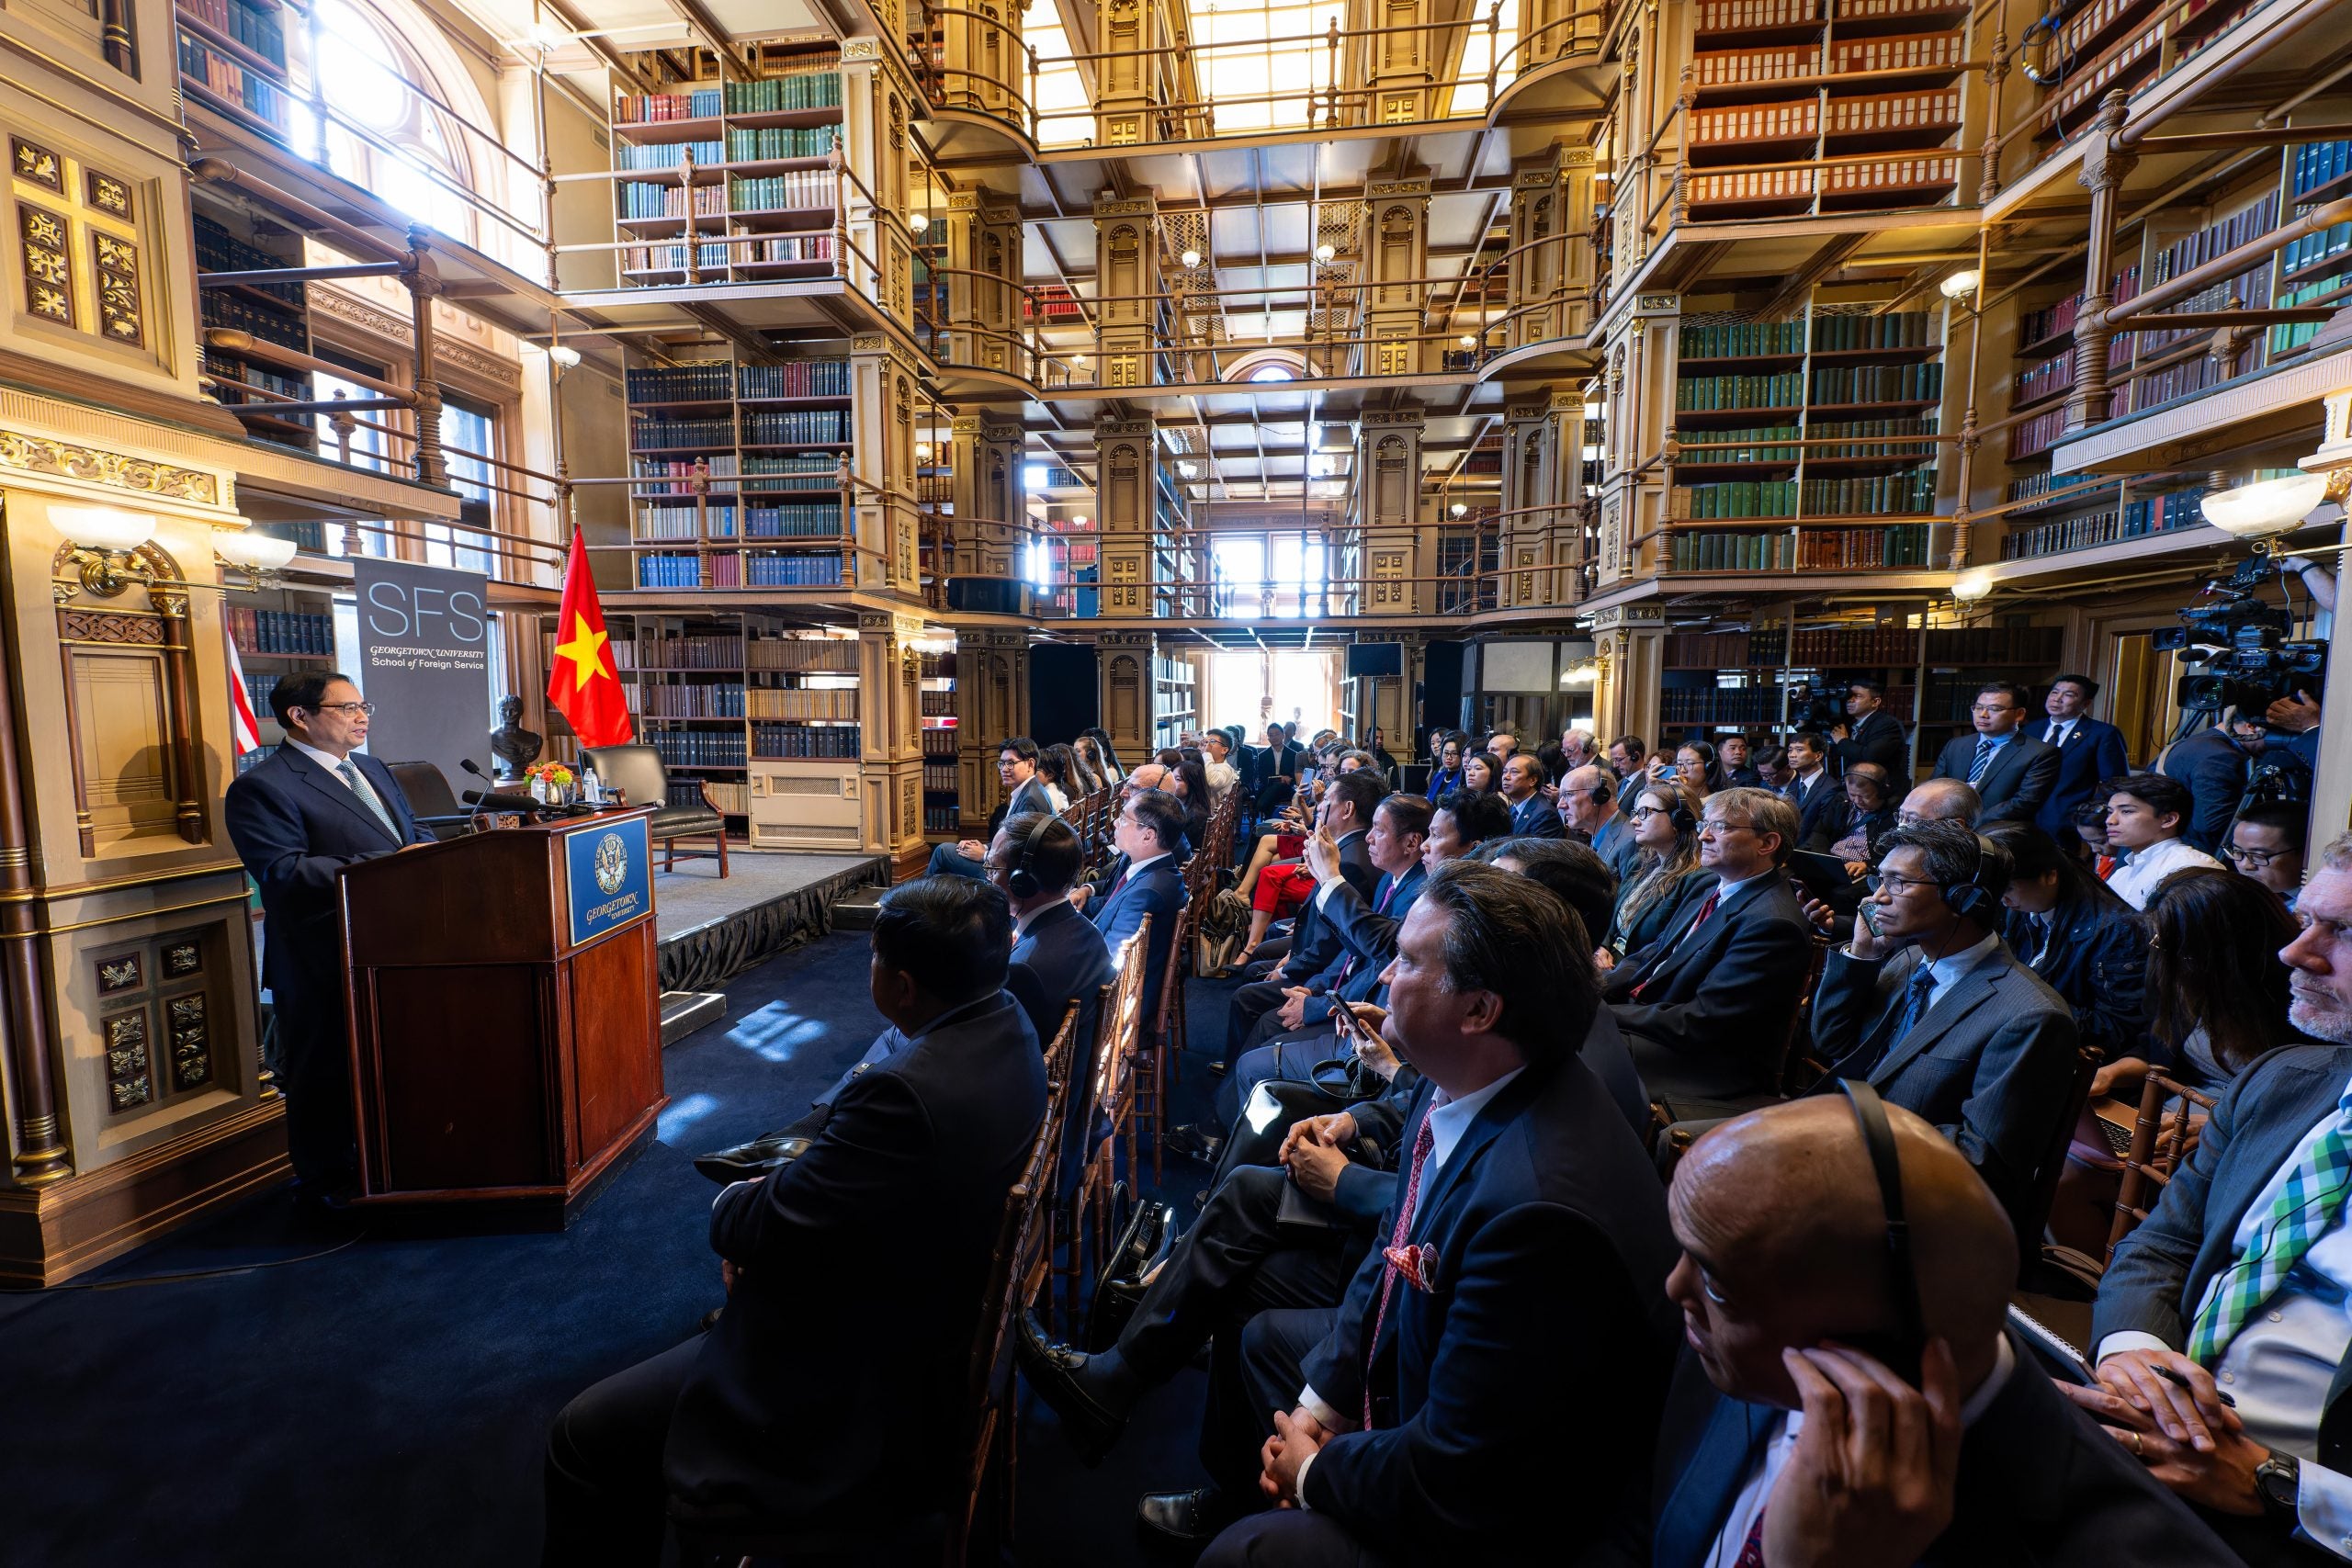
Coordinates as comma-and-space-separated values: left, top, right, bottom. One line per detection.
310, 0, 481, 241
1248, 364, 1295, 382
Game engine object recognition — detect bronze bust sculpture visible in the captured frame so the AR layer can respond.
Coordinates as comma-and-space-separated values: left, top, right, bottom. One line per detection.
489, 694, 543, 778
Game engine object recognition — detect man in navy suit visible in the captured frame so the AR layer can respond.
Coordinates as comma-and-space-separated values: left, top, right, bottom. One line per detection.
992, 812, 1113, 1047
927, 736, 1055, 879
224, 671, 433, 1202
1219, 772, 1382, 1071
1498, 751, 1564, 839
2027, 671, 2131, 840
2076, 841, 2352, 1563
1650, 1096, 2237, 1568
1781, 731, 1849, 851
544, 877, 1044, 1562
1930, 681, 2060, 825
1830, 677, 1911, 777
1077, 785, 1188, 1029
1183, 863, 1681, 1560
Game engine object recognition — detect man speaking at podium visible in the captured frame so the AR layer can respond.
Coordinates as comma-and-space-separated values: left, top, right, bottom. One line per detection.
225, 671, 432, 1211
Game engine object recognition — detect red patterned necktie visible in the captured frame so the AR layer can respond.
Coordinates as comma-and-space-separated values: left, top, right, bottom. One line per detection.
1364, 1100, 1442, 1427
1733, 1505, 1769, 1568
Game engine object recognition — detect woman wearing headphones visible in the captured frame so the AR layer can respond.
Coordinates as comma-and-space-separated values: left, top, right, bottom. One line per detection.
1602, 778, 1709, 965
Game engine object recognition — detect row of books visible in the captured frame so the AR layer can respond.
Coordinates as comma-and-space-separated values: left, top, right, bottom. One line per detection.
205, 350, 308, 406
635, 502, 847, 539
746, 553, 845, 587
2293, 141, 2352, 199
1696, 0, 1817, 29
921, 691, 956, 716
743, 409, 852, 445
1662, 686, 1812, 722
632, 456, 738, 494
627, 232, 838, 273
616, 140, 723, 170
624, 241, 732, 275
750, 637, 859, 671
612, 633, 739, 670
756, 724, 861, 759
230, 605, 332, 656
2007, 472, 2114, 504
1672, 525, 1931, 573
638, 554, 717, 588
1676, 469, 1938, 517
1682, 425, 1804, 462
726, 125, 841, 160
200, 282, 307, 352
642, 730, 747, 768
1666, 626, 1928, 666
1811, 310, 1934, 350
193, 215, 302, 308
922, 760, 957, 791
746, 689, 858, 720
2150, 192, 2278, 286
1997, 490, 2205, 559
632, 683, 747, 717
181, 0, 286, 63
1678, 372, 1804, 410
1833, 31, 1962, 71
2275, 271, 2349, 356
729, 172, 835, 213
1812, 361, 1942, 402
632, 418, 732, 452
2283, 220, 2351, 279
1690, 89, 1962, 145
2052, 0, 2136, 60
922, 728, 958, 758
624, 361, 851, 402
240, 672, 279, 719
2008, 405, 2070, 461
177, 35, 291, 126
704, 781, 750, 815
618, 183, 727, 220
1671, 533, 1800, 571
1808, 418, 1939, 457
236, 745, 281, 776
1681, 321, 1807, 358
615, 64, 843, 125
925, 805, 960, 833
2015, 352, 2073, 406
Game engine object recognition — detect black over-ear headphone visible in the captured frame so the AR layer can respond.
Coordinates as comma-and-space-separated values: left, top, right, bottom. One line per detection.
1643, 792, 1697, 835
1939, 833, 2001, 926
1837, 1078, 1927, 1366
1006, 812, 1055, 899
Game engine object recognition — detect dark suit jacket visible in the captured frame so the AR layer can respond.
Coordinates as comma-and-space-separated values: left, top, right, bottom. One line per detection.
1812, 941, 2080, 1224
2160, 726, 2255, 854
1282, 829, 1375, 979
223, 746, 432, 1006
1091, 852, 1186, 1015
1932, 730, 2061, 825
2029, 716, 2131, 839
2002, 889, 2150, 1065
1297, 1055, 1681, 1557
1606, 873, 1816, 1110
1609, 863, 1711, 956
670, 991, 1046, 1528
1650, 1331, 2243, 1568
1784, 772, 1849, 852
1509, 793, 1566, 838
985, 773, 1057, 836
1833, 708, 1910, 777
1007, 899, 1114, 1047
1301, 864, 1425, 1024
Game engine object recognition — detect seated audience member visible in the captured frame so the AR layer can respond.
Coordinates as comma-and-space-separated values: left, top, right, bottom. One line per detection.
1752, 743, 1792, 795
1499, 750, 1564, 838
1459, 750, 1501, 797
1900, 775, 1983, 828
995, 814, 1115, 1046
1718, 731, 1762, 788
1485, 728, 1518, 761
1422, 732, 1465, 801
1076, 787, 1189, 1027
1036, 742, 1080, 813
1084, 726, 1127, 780
541, 879, 1045, 1564
1217, 773, 1384, 1068
1561, 761, 1642, 880
926, 737, 1055, 879
2030, 671, 2133, 839
1604, 779, 1710, 962
1251, 721, 1302, 815
2228, 801, 2312, 912
1181, 863, 1681, 1560
1781, 730, 1846, 849
1072, 734, 1114, 795
2101, 868, 2307, 1101
1805, 821, 2079, 1227
1607, 786, 1816, 1117
2104, 772, 2226, 910
1560, 727, 1600, 773
1984, 821, 2150, 1075
1200, 728, 1238, 805
1677, 739, 1723, 801
1171, 756, 1214, 855
2074, 835, 2352, 1565
1931, 682, 2061, 825
1608, 731, 1648, 798
1656, 1097, 2241, 1568
1830, 761, 1901, 873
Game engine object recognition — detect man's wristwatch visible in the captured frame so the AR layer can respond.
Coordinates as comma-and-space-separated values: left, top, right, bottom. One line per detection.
2256, 1449, 2302, 1522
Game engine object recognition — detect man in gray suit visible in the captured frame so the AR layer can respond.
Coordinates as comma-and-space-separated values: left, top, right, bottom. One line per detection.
1807, 819, 2080, 1232
1929, 681, 2061, 825
2077, 838, 2352, 1565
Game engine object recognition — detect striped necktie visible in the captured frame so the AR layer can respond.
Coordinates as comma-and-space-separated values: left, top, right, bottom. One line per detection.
1966, 736, 1995, 785
2188, 1100, 2352, 1365
336, 758, 401, 840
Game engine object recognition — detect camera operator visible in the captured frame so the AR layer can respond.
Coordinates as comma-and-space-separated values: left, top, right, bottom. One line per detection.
2160, 713, 2299, 857
1830, 677, 1909, 776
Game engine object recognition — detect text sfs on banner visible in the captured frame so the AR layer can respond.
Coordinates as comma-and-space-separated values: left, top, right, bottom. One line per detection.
352, 557, 492, 795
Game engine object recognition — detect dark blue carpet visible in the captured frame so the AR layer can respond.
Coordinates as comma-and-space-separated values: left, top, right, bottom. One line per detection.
0, 930, 1239, 1567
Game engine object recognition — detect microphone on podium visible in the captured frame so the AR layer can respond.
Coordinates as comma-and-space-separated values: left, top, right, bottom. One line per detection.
458, 759, 541, 815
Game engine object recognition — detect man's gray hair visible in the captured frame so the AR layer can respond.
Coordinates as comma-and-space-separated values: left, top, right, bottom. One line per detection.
1707, 786, 1800, 866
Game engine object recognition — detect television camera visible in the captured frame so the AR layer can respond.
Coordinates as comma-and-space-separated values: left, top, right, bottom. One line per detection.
2151, 553, 2326, 716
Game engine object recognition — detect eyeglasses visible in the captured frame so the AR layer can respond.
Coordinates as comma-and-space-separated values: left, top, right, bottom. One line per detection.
1630, 805, 1667, 819
2225, 841, 2288, 868
308, 701, 375, 716
1970, 703, 2014, 716
1698, 818, 1755, 835
1865, 870, 1933, 894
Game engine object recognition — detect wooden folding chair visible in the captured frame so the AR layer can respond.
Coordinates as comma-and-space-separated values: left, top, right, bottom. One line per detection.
2107, 1067, 2219, 1265
1065, 923, 1148, 1320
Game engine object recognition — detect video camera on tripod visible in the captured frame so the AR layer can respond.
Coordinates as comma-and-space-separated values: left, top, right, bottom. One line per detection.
2150, 553, 2326, 716
1782, 679, 1845, 731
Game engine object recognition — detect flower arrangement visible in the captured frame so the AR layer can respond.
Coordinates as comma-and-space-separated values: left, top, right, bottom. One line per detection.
525, 761, 576, 787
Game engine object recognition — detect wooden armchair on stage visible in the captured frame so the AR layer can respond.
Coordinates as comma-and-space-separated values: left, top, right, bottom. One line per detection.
336, 807, 666, 1223
583, 743, 729, 877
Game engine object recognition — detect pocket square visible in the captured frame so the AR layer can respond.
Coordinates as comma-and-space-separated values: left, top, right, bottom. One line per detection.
1384, 1241, 1439, 1293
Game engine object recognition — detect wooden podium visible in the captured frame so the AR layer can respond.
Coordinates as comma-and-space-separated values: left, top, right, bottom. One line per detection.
337, 806, 666, 1223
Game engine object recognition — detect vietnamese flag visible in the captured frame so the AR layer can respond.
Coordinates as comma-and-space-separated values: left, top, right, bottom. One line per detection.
546, 530, 633, 748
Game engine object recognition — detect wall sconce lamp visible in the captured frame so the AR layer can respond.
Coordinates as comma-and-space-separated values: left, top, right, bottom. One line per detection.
1180, 248, 1202, 268
910, 212, 931, 235
1449, 502, 1469, 517
51, 505, 162, 597
1950, 568, 1995, 609
1560, 659, 1602, 686
1314, 243, 1336, 264
213, 527, 300, 582
2199, 472, 2329, 552
1939, 268, 1982, 301
547, 343, 582, 381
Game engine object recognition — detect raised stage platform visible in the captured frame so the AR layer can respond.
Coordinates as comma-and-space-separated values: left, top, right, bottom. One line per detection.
652, 852, 888, 994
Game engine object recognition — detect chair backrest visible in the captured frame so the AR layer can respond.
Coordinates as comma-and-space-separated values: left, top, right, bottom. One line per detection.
2107, 1067, 2220, 1265
2015, 1044, 2102, 1268
1093, 920, 1150, 1133
1774, 934, 1834, 1095
384, 760, 463, 820
582, 743, 669, 810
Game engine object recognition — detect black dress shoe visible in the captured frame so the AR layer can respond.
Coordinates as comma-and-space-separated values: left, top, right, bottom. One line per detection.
1136, 1487, 1236, 1542
1015, 1313, 1127, 1466
1161, 1123, 1225, 1165
692, 1133, 811, 1185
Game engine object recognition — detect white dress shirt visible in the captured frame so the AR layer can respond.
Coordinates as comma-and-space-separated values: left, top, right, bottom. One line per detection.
2044, 717, 2077, 750
1706, 1337, 2017, 1567
288, 737, 360, 780
1911, 931, 2001, 1012
2099, 1073, 2352, 1558
2105, 836, 2225, 910
1291, 1067, 1529, 1499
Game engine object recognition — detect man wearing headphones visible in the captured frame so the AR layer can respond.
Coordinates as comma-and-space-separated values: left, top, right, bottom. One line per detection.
1805, 819, 2080, 1232
994, 812, 1114, 1046
1558, 762, 1639, 880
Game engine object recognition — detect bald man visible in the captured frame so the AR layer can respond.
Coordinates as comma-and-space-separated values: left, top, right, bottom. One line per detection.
1650, 1097, 2238, 1567
1899, 776, 1982, 829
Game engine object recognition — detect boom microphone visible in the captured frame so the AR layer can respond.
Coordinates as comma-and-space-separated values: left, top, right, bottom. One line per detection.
462, 786, 541, 813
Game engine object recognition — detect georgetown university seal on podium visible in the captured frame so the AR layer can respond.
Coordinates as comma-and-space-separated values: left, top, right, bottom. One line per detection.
594, 831, 629, 896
